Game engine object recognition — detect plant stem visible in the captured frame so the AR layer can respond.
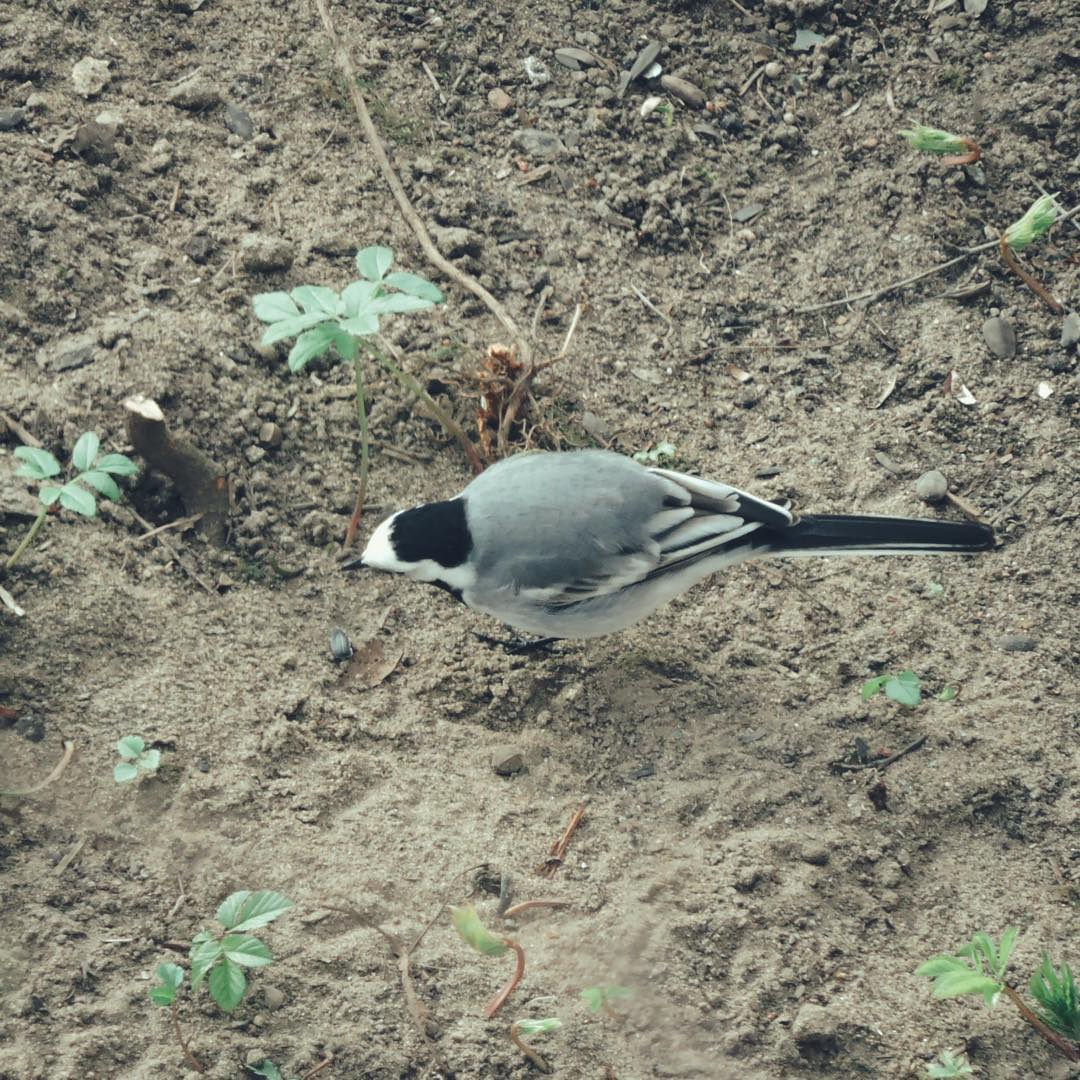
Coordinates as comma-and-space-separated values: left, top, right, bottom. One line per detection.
483, 938, 525, 1019
941, 137, 981, 167
510, 1021, 553, 1072
998, 235, 1064, 314
170, 999, 207, 1073
373, 341, 485, 474
1002, 985, 1080, 1063
3, 506, 48, 573
344, 351, 371, 547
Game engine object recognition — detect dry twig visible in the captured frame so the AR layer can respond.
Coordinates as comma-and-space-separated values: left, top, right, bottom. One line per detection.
1, 739, 76, 797
538, 803, 586, 877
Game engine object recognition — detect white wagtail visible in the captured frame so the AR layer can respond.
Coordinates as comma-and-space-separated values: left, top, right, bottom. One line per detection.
344, 450, 993, 640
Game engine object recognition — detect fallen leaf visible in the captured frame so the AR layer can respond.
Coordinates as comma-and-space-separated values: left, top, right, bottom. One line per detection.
347, 638, 403, 689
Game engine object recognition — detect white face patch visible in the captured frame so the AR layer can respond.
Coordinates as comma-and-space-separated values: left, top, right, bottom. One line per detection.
361, 513, 477, 594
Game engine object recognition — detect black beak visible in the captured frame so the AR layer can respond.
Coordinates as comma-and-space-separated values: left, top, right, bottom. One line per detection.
340, 554, 366, 572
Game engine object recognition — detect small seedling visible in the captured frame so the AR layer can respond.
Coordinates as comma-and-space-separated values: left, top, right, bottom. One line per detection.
918, 930, 1080, 1062
937, 686, 958, 702
510, 1017, 562, 1073
999, 194, 1062, 314
632, 441, 677, 466
927, 1049, 974, 1077
580, 984, 633, 1016
450, 903, 526, 1019
150, 963, 205, 1073
6, 433, 137, 573
253, 246, 481, 543
861, 670, 922, 708
899, 122, 981, 166
113, 736, 160, 783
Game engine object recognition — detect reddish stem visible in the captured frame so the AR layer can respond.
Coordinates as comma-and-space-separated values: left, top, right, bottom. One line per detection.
171, 1000, 207, 1073
483, 938, 525, 1019
1002, 985, 1080, 1063
941, 137, 981, 166
999, 234, 1064, 315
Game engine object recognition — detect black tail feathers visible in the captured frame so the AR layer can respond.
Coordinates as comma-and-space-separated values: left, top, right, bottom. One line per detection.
764, 513, 994, 556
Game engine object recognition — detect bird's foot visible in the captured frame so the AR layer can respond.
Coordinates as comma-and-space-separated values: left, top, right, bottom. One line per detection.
473, 631, 561, 655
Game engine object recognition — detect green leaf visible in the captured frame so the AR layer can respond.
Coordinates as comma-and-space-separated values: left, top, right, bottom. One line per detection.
356, 245, 394, 282
997, 927, 1019, 977
898, 123, 968, 156
450, 904, 507, 957
937, 686, 957, 702
247, 1063, 285, 1080
288, 326, 338, 372
341, 279, 379, 316
216, 891, 252, 929
1030, 955, 1080, 1040
367, 293, 436, 316
327, 325, 359, 361
916, 956, 968, 978
72, 432, 100, 472
190, 937, 224, 991
260, 311, 331, 345
338, 313, 380, 337
139, 749, 161, 772
1004, 194, 1058, 253
885, 670, 921, 708
253, 291, 300, 323
158, 962, 184, 989
117, 736, 145, 759
79, 470, 122, 501
383, 271, 443, 303
861, 675, 889, 700
96, 453, 138, 477
38, 485, 63, 506
13, 446, 62, 480
113, 761, 139, 783
290, 285, 342, 317
150, 984, 177, 1006
222, 934, 274, 967
514, 1017, 563, 1037
931, 971, 1002, 1001
225, 890, 294, 933
58, 481, 97, 517
209, 956, 247, 1011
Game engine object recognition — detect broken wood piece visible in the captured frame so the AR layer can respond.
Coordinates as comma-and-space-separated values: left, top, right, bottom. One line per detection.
123, 395, 229, 547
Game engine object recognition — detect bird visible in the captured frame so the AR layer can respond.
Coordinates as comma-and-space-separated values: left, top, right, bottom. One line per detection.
345, 449, 994, 641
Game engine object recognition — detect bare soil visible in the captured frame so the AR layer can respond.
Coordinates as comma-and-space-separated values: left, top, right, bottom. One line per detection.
1, 0, 1077, 1078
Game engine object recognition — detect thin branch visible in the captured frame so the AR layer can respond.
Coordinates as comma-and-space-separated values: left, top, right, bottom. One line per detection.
1, 739, 76, 797
998, 234, 1063, 315
171, 999, 207, 1073
1002, 985, 1080, 1063
310, 0, 529, 369
483, 939, 525, 1019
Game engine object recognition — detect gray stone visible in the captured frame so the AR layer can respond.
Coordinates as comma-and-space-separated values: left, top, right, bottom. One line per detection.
915, 470, 948, 504
258, 421, 282, 449
982, 316, 1016, 359
430, 224, 480, 258
72, 57, 110, 98
512, 128, 566, 161
240, 234, 295, 273
659, 74, 705, 109
224, 103, 253, 139
993, 634, 1037, 652
262, 985, 285, 1011
792, 1003, 841, 1051
0, 107, 26, 130
491, 744, 525, 776
1061, 311, 1080, 349
167, 73, 221, 111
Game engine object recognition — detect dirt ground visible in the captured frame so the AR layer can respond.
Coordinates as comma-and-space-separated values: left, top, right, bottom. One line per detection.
1, 0, 1077, 1077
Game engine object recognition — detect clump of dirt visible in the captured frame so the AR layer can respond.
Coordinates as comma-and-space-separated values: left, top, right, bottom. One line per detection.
1, 0, 1077, 1077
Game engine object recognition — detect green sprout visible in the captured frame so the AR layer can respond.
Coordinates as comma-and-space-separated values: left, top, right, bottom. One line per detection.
1002, 194, 1058, 254
510, 1017, 562, 1072
253, 246, 481, 543
861, 670, 922, 708
149, 963, 205, 1073
6, 433, 137, 573
1030, 955, 1080, 1041
113, 736, 161, 783
927, 1049, 974, 1077
450, 903, 526, 1018
580, 984, 634, 1014
899, 123, 968, 156
999, 195, 1063, 314
918, 931, 1080, 1063
632, 442, 677, 466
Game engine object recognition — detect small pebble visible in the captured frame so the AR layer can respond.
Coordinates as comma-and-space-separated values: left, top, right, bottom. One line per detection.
982, 316, 1016, 359
240, 234, 295, 273
993, 634, 1037, 653
167, 72, 221, 111
915, 470, 948, 504
659, 74, 705, 109
0, 106, 26, 130
330, 628, 354, 662
490, 744, 525, 776
487, 88, 512, 112
71, 57, 111, 98
224, 103, 254, 139
262, 985, 285, 1011
1061, 311, 1080, 349
258, 421, 282, 449
763, 61, 784, 79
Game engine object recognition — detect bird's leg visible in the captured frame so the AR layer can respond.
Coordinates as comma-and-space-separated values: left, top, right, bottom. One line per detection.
473, 631, 561, 655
